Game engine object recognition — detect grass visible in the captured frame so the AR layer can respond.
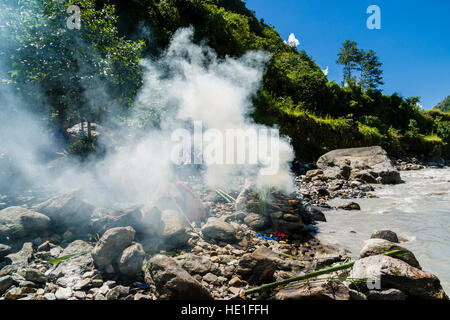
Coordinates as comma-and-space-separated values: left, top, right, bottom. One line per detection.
423, 134, 443, 143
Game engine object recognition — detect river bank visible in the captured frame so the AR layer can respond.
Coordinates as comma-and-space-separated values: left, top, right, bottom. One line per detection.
0, 147, 448, 300
315, 167, 450, 293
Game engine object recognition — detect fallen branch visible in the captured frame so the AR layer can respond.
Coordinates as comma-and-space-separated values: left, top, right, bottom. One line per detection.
242, 250, 405, 296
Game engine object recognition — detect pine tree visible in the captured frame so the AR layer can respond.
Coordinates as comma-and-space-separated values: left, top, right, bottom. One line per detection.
336, 40, 363, 85
360, 50, 384, 89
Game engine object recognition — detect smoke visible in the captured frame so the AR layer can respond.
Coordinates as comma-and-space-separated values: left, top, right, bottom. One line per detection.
0, 4, 295, 211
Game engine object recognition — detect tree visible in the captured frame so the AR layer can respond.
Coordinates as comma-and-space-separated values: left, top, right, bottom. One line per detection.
337, 41, 383, 89
0, 0, 145, 133
336, 40, 363, 85
434, 95, 450, 112
360, 50, 384, 89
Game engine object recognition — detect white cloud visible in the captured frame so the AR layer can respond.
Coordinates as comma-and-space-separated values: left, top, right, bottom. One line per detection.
321, 66, 329, 76
284, 33, 300, 48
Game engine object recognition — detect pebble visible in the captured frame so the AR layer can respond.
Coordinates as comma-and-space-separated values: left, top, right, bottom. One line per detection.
55, 287, 72, 300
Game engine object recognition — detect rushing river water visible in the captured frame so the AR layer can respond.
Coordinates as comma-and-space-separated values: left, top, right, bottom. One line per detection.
315, 168, 450, 293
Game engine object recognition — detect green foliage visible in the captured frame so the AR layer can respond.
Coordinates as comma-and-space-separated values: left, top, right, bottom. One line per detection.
0, 0, 144, 125
69, 136, 97, 158
433, 95, 450, 112
1, 0, 445, 161
336, 40, 383, 89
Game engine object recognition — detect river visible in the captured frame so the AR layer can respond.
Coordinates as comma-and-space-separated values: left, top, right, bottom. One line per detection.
315, 168, 450, 293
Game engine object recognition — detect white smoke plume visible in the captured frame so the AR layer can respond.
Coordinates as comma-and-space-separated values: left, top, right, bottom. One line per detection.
0, 24, 296, 209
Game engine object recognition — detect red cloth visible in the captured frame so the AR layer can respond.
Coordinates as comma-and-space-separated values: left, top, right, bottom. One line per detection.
176, 180, 206, 221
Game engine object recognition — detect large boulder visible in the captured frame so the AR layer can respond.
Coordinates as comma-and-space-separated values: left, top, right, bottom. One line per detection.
161, 210, 189, 248
359, 238, 421, 269
117, 243, 145, 277
91, 227, 135, 266
317, 146, 401, 184
0, 275, 14, 294
0, 207, 51, 240
350, 255, 448, 300
175, 253, 217, 276
5, 242, 33, 266
32, 191, 95, 231
201, 218, 236, 243
370, 230, 399, 243
237, 246, 277, 284
90, 206, 144, 235
145, 254, 212, 300
47, 240, 94, 289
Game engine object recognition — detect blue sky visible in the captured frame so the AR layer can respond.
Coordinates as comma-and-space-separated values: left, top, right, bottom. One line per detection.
244, 0, 450, 109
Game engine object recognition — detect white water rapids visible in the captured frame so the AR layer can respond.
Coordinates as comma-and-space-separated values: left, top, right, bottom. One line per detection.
315, 168, 450, 293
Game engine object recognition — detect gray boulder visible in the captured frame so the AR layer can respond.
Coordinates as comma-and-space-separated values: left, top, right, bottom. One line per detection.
359, 238, 421, 269
145, 254, 212, 300
350, 255, 448, 300
161, 210, 189, 248
201, 218, 236, 243
370, 230, 399, 243
5, 242, 33, 266
306, 206, 327, 222
0, 275, 14, 294
48, 240, 94, 289
118, 243, 145, 277
243, 213, 268, 231
90, 206, 143, 235
32, 191, 94, 231
21, 268, 46, 283
91, 227, 135, 266
0, 207, 51, 240
237, 246, 277, 284
338, 202, 361, 211
175, 253, 217, 275
317, 146, 401, 184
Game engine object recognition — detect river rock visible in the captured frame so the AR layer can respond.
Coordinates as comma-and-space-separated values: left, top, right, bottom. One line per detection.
6, 242, 33, 266
275, 281, 350, 300
91, 227, 135, 266
201, 218, 236, 243
161, 210, 189, 248
21, 268, 46, 283
350, 255, 448, 299
48, 240, 94, 288
243, 213, 268, 231
4, 286, 23, 300
55, 287, 73, 300
315, 242, 347, 268
175, 253, 217, 275
306, 206, 326, 222
370, 230, 399, 243
237, 246, 277, 284
117, 243, 145, 277
0, 207, 51, 240
359, 238, 421, 269
0, 275, 14, 294
32, 191, 95, 232
338, 202, 361, 211
140, 205, 164, 236
306, 169, 323, 180
90, 206, 143, 235
367, 288, 407, 300
145, 254, 212, 300
317, 146, 401, 184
